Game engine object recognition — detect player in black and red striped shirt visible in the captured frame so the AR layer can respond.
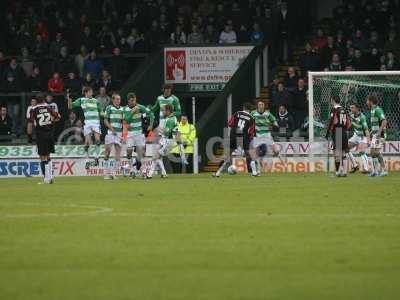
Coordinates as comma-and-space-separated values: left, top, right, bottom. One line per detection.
326, 96, 351, 177
213, 102, 255, 177
27, 94, 60, 184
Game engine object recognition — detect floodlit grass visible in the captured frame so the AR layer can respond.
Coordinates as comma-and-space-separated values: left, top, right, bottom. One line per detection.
0, 173, 399, 300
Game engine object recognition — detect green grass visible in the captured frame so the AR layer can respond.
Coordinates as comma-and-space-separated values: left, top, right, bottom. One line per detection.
0, 173, 400, 300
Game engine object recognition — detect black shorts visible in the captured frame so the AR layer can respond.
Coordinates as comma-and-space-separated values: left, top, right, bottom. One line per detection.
331, 129, 349, 152
36, 132, 55, 156
230, 135, 251, 151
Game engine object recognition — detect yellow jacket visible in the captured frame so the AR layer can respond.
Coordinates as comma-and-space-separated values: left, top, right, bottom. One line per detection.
171, 122, 196, 154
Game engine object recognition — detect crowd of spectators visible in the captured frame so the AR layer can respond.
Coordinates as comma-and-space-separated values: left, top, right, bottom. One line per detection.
268, 0, 400, 138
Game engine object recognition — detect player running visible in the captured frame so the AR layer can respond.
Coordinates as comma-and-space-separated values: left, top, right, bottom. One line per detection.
348, 103, 370, 173
27, 94, 60, 184
325, 96, 351, 177
147, 104, 180, 179
250, 100, 280, 176
68, 87, 102, 169
103, 93, 125, 180
152, 84, 181, 130
123, 92, 155, 177
367, 94, 388, 177
213, 102, 255, 177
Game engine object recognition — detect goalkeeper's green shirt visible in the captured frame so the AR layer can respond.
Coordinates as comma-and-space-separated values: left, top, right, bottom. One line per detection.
163, 115, 178, 138
71, 97, 102, 126
124, 105, 155, 135
251, 110, 277, 137
350, 112, 368, 136
104, 105, 124, 135
370, 105, 386, 137
152, 94, 181, 121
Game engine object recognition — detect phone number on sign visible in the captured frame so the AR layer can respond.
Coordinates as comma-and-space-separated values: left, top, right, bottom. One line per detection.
0, 145, 105, 158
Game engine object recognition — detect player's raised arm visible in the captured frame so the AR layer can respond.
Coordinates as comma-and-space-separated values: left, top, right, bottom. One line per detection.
151, 98, 160, 114
140, 105, 155, 130
172, 95, 181, 118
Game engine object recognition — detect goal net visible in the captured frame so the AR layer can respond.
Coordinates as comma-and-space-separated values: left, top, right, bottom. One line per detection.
308, 71, 400, 171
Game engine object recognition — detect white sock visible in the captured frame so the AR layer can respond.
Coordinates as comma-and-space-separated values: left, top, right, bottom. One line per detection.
157, 159, 167, 176
48, 160, 53, 180
256, 159, 262, 173
114, 159, 120, 175
131, 157, 137, 171
348, 152, 357, 168
372, 158, 380, 173
44, 162, 50, 182
95, 144, 100, 159
361, 153, 369, 171
104, 159, 110, 175
216, 161, 227, 176
250, 161, 257, 175
342, 158, 348, 175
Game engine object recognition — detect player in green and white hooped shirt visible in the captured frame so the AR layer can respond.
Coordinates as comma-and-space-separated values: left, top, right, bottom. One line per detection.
147, 104, 180, 179
249, 100, 279, 176
68, 87, 102, 169
366, 94, 388, 177
103, 93, 125, 180
152, 84, 181, 130
123, 93, 155, 177
348, 103, 370, 173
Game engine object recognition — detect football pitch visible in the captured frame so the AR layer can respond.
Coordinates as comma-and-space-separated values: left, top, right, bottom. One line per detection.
0, 173, 399, 300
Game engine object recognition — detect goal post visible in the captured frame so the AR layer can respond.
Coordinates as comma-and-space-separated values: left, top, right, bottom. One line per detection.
308, 71, 400, 172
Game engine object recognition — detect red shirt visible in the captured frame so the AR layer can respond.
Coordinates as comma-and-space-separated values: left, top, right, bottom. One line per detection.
48, 78, 64, 93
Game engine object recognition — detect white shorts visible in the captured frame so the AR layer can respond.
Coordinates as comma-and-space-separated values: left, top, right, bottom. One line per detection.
349, 134, 367, 146
159, 137, 175, 156
83, 124, 101, 137
126, 134, 146, 148
371, 134, 385, 149
105, 133, 122, 146
251, 135, 275, 148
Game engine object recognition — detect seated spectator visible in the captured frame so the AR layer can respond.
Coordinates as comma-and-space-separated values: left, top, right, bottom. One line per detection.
98, 70, 114, 93
75, 45, 88, 78
0, 106, 13, 141
385, 51, 399, 70
49, 32, 68, 58
274, 104, 294, 140
107, 48, 127, 87
83, 50, 103, 81
126, 28, 145, 52
237, 25, 250, 43
283, 67, 299, 91
203, 24, 218, 44
26, 97, 37, 120
352, 29, 368, 50
366, 48, 382, 70
271, 82, 292, 115
20, 47, 34, 78
328, 53, 343, 71
27, 66, 45, 92
170, 25, 187, 44
96, 86, 111, 111
311, 28, 327, 50
146, 20, 162, 50
32, 34, 48, 59
299, 42, 319, 74
54, 46, 75, 77
81, 73, 97, 91
64, 71, 81, 95
0, 51, 6, 80
293, 78, 307, 129
80, 26, 97, 52
187, 24, 204, 44
48, 72, 64, 93
219, 24, 237, 44
1, 73, 20, 93
4, 58, 24, 89
268, 77, 281, 100
384, 30, 400, 55
62, 110, 83, 144
320, 36, 336, 67
352, 49, 366, 71
98, 24, 116, 51
250, 23, 264, 44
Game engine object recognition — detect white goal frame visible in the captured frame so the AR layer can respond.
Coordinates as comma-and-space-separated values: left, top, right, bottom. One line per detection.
308, 71, 400, 172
